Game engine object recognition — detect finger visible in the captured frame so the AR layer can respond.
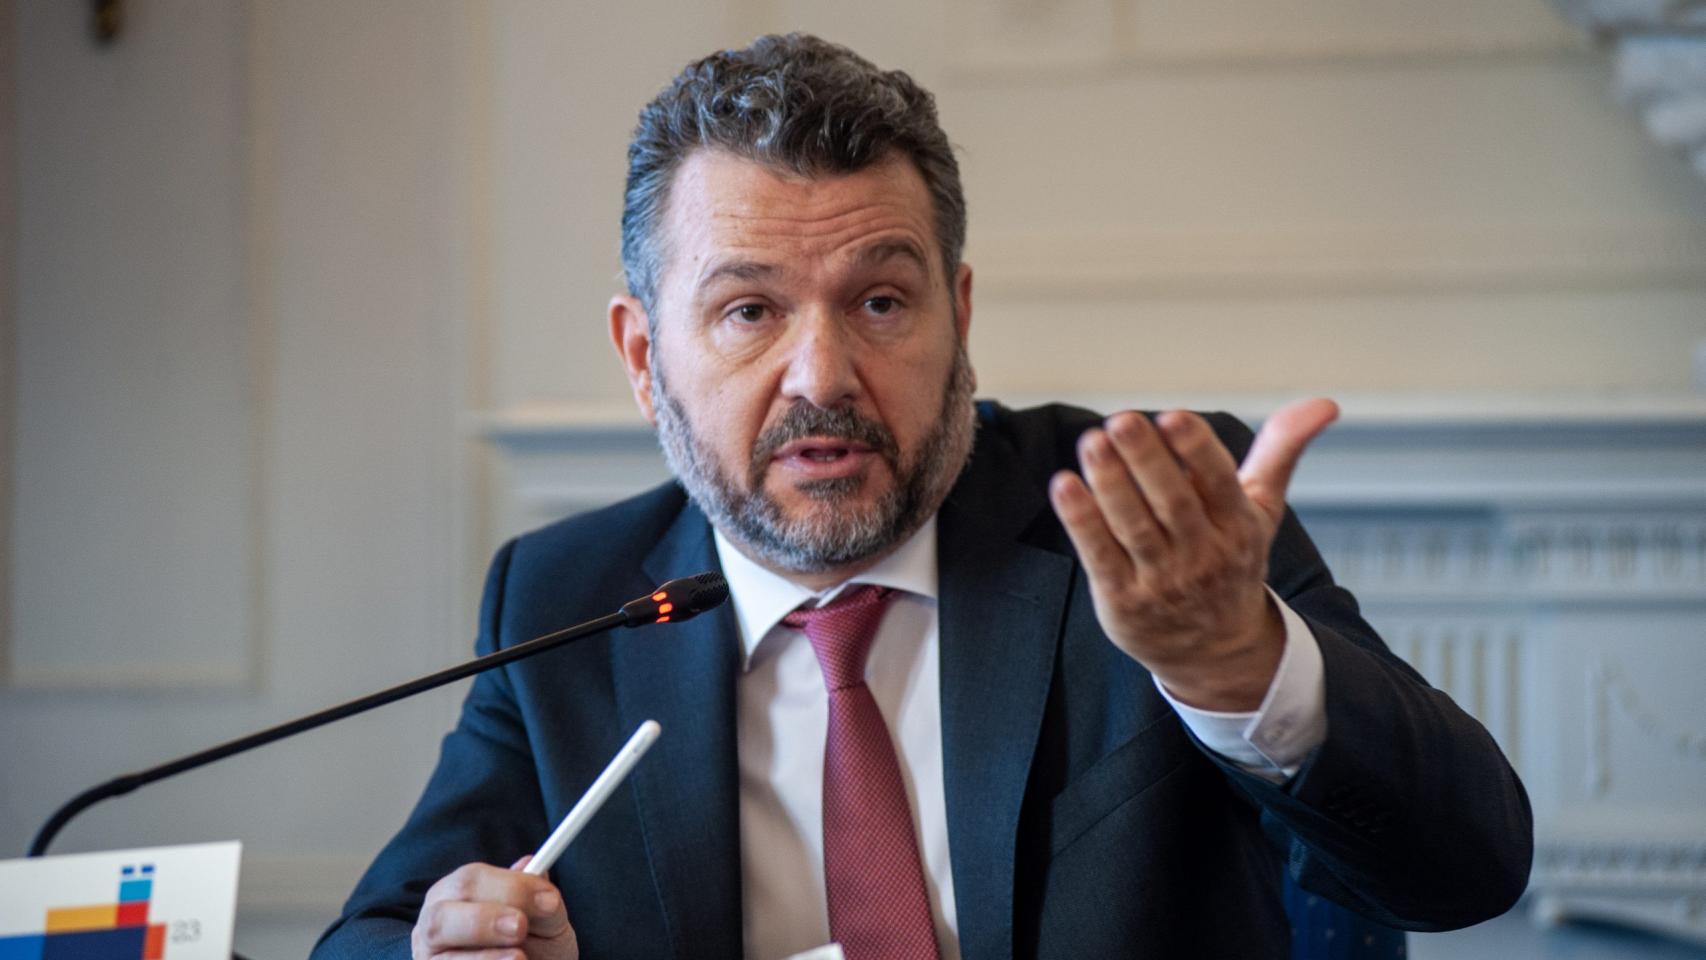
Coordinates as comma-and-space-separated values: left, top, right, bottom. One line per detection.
416, 899, 528, 952
1154, 410, 1245, 528
1239, 398, 1339, 522
1103, 411, 1212, 547
1075, 427, 1167, 561
429, 950, 528, 960
522, 884, 572, 940
1049, 470, 1137, 586
492, 860, 569, 940
425, 864, 551, 913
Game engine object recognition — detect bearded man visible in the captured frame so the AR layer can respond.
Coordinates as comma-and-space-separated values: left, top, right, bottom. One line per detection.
314, 33, 1531, 960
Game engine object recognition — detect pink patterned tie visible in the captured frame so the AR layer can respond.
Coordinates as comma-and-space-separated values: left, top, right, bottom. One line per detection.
783, 586, 941, 960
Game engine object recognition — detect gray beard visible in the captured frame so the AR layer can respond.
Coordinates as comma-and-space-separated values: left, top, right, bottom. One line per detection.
651, 348, 977, 574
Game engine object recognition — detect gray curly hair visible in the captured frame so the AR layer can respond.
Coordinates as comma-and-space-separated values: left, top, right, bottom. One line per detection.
620, 33, 966, 315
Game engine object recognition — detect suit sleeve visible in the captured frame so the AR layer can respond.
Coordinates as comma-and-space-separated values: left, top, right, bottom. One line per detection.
310, 539, 553, 959
1195, 412, 1534, 931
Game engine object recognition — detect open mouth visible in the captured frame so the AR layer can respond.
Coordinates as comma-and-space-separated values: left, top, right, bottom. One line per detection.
771, 438, 879, 477
774, 438, 874, 458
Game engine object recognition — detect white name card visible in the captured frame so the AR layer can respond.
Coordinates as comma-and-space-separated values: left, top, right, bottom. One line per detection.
0, 841, 240, 960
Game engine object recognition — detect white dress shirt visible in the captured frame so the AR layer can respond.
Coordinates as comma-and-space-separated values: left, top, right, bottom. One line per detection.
717, 517, 1326, 960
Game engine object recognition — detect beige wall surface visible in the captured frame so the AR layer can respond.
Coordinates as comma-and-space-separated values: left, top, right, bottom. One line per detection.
481, 0, 1706, 408
4, 2, 1705, 958
2, 0, 477, 944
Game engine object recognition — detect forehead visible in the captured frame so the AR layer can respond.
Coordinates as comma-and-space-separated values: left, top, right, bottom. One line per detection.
657, 149, 939, 292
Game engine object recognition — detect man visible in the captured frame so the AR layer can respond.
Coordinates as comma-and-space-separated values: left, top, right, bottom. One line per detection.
315, 34, 1531, 960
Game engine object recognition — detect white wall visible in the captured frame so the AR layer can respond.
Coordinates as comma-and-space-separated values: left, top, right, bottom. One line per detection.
482, 0, 1706, 411
1, 0, 478, 949
5, 1, 1706, 957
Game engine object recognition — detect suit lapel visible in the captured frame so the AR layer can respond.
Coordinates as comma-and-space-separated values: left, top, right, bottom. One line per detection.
937, 433, 1073, 960
612, 503, 744, 959
605, 419, 1076, 960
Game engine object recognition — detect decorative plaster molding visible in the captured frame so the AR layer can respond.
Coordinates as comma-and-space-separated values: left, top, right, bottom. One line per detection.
1359, 616, 1524, 760
1587, 656, 1706, 797
480, 394, 1706, 518
1588, 656, 1613, 798
1552, 0, 1706, 179
1536, 840, 1706, 886
1604, 659, 1706, 763
1533, 840, 1706, 945
1301, 513, 1706, 602
478, 394, 1706, 945
480, 394, 1706, 440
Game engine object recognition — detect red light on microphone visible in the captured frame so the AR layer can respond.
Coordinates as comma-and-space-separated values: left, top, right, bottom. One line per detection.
619, 574, 726, 629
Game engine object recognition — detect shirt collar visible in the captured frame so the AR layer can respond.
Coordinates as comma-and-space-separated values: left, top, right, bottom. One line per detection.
713, 515, 940, 672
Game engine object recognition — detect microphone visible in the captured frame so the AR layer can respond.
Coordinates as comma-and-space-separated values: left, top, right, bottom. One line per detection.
620, 572, 731, 624
27, 573, 730, 858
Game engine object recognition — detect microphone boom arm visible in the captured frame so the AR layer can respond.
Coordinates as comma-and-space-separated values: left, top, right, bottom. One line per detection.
27, 572, 728, 858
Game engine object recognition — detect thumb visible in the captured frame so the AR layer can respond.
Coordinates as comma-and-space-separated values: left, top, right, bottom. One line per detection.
1239, 397, 1339, 522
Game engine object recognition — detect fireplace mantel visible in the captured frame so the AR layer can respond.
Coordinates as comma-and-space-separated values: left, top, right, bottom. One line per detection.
482, 391, 1706, 944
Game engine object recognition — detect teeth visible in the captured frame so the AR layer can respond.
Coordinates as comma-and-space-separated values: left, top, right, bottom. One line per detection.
803, 448, 846, 462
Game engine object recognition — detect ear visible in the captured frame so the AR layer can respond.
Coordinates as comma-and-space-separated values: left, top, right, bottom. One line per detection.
953, 261, 978, 392
952, 261, 974, 344
609, 294, 658, 425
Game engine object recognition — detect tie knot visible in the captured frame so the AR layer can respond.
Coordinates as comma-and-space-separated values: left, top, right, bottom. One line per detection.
782, 585, 896, 690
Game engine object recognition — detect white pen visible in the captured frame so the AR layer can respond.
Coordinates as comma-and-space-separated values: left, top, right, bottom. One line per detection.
523, 719, 662, 877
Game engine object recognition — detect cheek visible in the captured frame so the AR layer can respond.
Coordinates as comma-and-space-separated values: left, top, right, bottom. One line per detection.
874, 343, 959, 430
692, 372, 774, 465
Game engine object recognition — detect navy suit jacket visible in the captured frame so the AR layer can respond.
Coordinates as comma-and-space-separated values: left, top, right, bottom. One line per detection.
314, 402, 1532, 959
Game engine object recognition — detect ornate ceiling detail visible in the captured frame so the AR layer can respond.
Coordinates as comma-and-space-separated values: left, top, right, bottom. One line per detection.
1553, 0, 1706, 177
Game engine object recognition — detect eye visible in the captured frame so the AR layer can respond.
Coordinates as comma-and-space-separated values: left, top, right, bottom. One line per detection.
863, 296, 900, 316
728, 303, 770, 324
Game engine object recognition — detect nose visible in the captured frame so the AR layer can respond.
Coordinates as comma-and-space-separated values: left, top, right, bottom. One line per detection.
778, 310, 860, 409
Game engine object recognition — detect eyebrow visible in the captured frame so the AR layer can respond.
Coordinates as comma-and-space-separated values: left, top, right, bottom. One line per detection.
693, 239, 933, 296
695, 258, 778, 292
855, 239, 930, 275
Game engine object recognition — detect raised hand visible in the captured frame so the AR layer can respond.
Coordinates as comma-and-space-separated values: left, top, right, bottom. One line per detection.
411, 858, 579, 960
1047, 398, 1340, 711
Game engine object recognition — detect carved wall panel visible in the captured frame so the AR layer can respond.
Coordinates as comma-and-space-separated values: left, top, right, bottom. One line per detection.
487, 400, 1706, 945
1288, 412, 1706, 946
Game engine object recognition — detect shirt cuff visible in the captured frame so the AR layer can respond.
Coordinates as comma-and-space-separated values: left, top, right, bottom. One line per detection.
1153, 588, 1327, 784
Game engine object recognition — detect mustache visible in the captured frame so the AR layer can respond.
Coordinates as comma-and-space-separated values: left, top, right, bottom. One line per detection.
748, 402, 901, 474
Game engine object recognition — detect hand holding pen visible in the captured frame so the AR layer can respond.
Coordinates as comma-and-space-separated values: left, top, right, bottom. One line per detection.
408, 721, 661, 960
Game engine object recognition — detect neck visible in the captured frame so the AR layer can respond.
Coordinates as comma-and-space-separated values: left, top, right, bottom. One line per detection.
719, 533, 898, 592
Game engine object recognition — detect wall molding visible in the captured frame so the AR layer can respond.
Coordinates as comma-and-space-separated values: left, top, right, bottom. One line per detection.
1536, 840, 1706, 888
1355, 615, 1525, 762
3, 662, 255, 693
1300, 513, 1706, 602
1587, 656, 1706, 800
1534, 840, 1706, 945
944, 0, 1586, 76
4, 1, 262, 695
966, 222, 1706, 298
0, 0, 17, 685
477, 392, 1706, 945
